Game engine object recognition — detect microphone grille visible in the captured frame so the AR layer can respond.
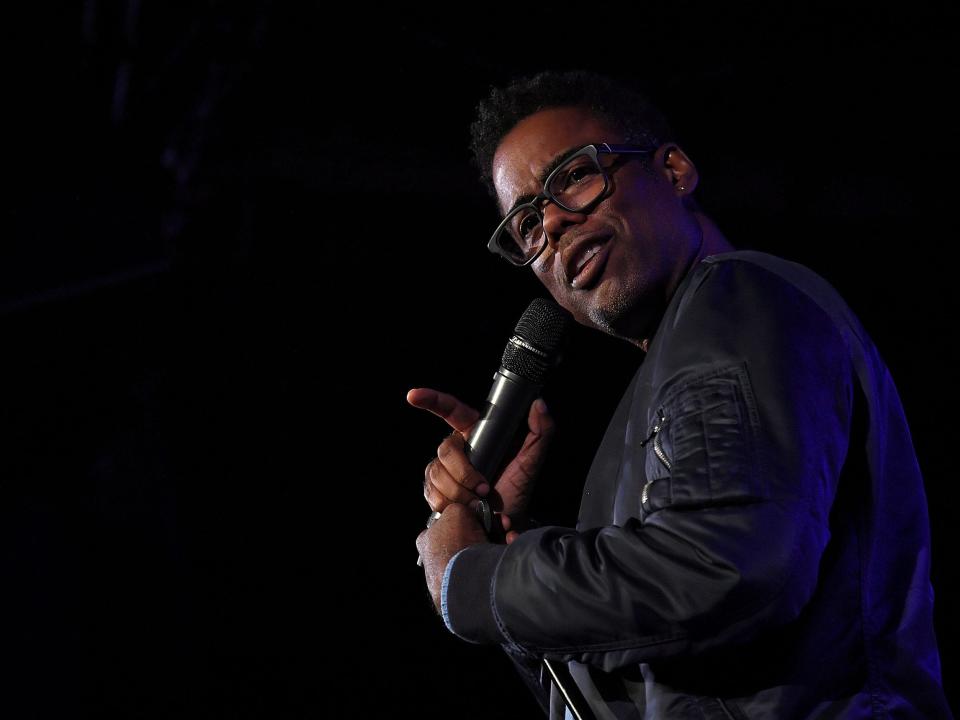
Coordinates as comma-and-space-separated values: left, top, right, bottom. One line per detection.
501, 298, 571, 383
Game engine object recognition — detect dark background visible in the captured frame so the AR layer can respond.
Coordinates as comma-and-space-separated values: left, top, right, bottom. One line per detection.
3, 3, 956, 717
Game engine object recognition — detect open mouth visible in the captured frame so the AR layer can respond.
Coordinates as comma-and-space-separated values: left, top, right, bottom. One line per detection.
570, 237, 611, 289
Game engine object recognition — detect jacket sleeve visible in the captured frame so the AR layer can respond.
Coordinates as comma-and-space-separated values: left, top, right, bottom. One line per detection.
442, 258, 857, 673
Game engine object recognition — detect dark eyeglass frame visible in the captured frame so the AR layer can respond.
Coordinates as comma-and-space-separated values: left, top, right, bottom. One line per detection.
487, 142, 657, 267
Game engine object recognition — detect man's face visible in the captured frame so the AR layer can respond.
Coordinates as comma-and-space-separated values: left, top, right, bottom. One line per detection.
492, 106, 703, 344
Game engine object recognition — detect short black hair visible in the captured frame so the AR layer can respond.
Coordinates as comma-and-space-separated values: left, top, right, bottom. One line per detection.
468, 69, 678, 204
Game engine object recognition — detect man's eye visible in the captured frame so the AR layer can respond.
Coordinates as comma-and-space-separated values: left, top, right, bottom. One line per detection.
519, 214, 539, 239
563, 164, 599, 187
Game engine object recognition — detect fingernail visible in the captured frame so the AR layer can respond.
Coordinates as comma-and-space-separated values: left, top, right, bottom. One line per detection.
476, 483, 490, 496
535, 398, 548, 413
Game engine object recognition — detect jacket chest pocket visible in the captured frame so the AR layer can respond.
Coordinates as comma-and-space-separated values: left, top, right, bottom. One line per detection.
638, 362, 764, 518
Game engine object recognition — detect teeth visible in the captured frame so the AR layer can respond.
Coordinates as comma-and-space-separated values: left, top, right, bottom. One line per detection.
576, 244, 602, 272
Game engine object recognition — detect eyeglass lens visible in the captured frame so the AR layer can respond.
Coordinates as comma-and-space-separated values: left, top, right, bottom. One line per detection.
496, 153, 607, 265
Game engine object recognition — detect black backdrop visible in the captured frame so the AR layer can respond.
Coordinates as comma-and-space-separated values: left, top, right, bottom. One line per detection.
3, 4, 957, 717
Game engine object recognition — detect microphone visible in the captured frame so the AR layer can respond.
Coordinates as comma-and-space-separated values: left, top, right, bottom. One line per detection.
467, 298, 570, 532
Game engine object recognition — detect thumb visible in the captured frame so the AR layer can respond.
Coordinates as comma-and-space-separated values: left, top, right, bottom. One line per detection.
502, 397, 555, 476
530, 397, 555, 438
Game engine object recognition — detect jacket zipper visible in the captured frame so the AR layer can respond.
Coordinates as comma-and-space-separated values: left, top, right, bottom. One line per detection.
651, 407, 672, 471
641, 409, 671, 506
653, 420, 672, 471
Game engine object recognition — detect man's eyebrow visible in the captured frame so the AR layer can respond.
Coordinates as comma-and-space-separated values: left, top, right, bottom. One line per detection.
503, 145, 584, 217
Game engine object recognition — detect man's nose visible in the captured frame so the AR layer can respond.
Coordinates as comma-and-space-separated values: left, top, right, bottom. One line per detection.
541, 201, 587, 251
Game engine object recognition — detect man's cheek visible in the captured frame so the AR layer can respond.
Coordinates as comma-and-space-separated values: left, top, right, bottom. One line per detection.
533, 270, 564, 302
532, 255, 553, 277
532, 269, 589, 324
549, 288, 581, 321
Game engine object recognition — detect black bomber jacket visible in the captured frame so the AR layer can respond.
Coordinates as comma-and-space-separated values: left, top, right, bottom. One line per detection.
441, 251, 952, 719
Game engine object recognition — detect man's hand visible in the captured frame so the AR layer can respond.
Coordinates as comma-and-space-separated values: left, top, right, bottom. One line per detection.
416, 503, 489, 612
406, 387, 554, 529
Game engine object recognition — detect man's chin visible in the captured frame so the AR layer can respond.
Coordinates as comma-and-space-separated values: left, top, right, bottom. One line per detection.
585, 292, 655, 344
582, 309, 628, 343
586, 289, 633, 332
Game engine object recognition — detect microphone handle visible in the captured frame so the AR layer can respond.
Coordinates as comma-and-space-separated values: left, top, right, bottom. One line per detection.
465, 367, 541, 531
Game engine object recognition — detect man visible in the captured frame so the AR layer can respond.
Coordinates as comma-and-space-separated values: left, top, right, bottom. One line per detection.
411, 70, 952, 718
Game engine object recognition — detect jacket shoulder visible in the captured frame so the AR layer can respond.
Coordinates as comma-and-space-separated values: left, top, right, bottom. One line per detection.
692, 250, 868, 347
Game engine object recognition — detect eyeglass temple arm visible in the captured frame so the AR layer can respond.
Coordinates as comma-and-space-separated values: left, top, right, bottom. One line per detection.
597, 142, 657, 154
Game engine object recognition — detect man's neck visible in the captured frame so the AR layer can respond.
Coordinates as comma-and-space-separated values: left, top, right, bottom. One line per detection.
635, 213, 734, 353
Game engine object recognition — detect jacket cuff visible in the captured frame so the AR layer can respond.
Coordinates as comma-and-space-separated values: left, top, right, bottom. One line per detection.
441, 542, 508, 645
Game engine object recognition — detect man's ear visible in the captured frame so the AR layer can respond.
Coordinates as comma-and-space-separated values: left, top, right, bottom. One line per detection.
655, 144, 699, 197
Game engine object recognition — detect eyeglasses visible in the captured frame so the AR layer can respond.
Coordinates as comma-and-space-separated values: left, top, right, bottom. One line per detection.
487, 143, 656, 267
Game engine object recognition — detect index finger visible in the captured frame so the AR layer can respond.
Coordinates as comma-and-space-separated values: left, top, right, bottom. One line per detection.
406, 387, 480, 434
